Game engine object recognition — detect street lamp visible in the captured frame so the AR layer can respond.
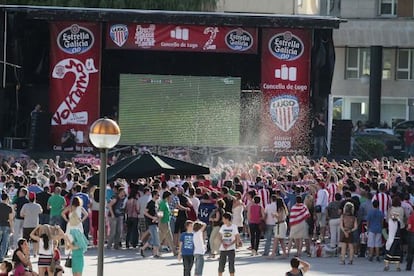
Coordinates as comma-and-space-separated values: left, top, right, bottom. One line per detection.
89, 118, 121, 276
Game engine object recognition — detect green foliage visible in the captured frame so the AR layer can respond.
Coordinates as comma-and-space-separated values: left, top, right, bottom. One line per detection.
353, 136, 385, 160
1, 0, 218, 11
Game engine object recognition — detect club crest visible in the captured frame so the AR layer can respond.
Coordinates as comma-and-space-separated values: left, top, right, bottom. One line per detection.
110, 24, 129, 47
270, 95, 299, 132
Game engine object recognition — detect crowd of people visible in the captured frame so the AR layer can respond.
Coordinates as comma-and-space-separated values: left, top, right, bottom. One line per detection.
0, 153, 414, 275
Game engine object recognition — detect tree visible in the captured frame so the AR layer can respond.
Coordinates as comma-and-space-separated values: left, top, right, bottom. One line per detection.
2, 0, 218, 11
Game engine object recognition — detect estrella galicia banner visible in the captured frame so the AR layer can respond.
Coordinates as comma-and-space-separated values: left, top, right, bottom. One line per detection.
106, 23, 258, 54
261, 28, 311, 154
49, 22, 101, 152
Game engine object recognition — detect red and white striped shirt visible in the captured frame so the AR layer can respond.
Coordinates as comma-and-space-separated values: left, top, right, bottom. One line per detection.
218, 179, 225, 189
241, 180, 251, 195
289, 203, 310, 227
372, 192, 392, 218
327, 182, 338, 203
258, 188, 270, 209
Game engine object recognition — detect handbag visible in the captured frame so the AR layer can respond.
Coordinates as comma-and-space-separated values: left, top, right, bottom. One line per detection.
65, 252, 72, 268
315, 205, 322, 213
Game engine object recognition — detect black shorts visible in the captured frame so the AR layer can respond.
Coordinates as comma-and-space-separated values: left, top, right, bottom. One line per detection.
219, 250, 235, 273
23, 228, 36, 242
174, 218, 186, 234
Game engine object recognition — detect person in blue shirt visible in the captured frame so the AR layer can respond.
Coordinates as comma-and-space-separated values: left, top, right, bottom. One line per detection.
198, 194, 215, 225
197, 193, 215, 254
366, 200, 384, 262
178, 220, 194, 276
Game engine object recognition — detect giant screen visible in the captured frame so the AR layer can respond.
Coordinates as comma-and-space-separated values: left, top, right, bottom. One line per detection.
119, 74, 241, 147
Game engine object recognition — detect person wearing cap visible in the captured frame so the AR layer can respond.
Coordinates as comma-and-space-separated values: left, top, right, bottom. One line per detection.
20, 192, 43, 257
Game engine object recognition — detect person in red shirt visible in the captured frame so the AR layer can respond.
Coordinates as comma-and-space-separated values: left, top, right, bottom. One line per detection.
406, 211, 414, 270
404, 127, 414, 157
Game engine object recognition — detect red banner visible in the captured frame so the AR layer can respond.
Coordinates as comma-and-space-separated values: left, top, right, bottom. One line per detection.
106, 23, 257, 54
49, 22, 101, 152
260, 29, 311, 154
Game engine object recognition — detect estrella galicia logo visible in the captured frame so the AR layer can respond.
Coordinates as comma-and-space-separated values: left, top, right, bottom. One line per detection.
57, 24, 94, 55
268, 31, 304, 61
225, 28, 253, 51
110, 24, 129, 47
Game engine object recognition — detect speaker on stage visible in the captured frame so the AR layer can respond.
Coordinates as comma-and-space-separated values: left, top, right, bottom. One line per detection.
331, 120, 353, 156
29, 112, 51, 151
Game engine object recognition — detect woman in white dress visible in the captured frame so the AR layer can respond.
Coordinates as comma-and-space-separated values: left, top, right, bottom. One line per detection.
270, 197, 288, 258
232, 192, 245, 234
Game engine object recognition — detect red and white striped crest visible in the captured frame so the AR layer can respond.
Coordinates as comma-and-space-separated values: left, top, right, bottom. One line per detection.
270, 95, 299, 132
110, 24, 129, 47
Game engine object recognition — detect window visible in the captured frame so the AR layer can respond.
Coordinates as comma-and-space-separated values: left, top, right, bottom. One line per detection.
346, 48, 370, 79
345, 47, 393, 80
379, 0, 397, 16
397, 49, 414, 80
382, 49, 392, 80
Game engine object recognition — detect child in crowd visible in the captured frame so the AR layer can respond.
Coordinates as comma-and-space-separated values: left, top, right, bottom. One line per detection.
178, 220, 195, 276
193, 221, 207, 276
0, 260, 12, 276
219, 212, 240, 276
286, 257, 311, 276
366, 200, 384, 262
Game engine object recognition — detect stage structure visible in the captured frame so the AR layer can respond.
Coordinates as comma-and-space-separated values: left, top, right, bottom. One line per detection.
0, 5, 342, 156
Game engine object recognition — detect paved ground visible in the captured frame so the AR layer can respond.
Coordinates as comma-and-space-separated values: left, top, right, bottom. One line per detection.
63, 242, 414, 276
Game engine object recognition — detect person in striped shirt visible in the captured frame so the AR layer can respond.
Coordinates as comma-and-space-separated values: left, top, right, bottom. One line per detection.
287, 196, 310, 257
258, 185, 270, 210
326, 172, 338, 204
372, 183, 392, 219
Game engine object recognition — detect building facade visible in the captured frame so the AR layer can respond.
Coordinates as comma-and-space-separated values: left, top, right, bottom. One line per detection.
217, 0, 414, 127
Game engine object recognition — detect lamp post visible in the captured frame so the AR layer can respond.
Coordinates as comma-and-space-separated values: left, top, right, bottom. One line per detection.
89, 118, 120, 276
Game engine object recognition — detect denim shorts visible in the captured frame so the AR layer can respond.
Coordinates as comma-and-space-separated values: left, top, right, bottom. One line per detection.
194, 254, 204, 275
148, 224, 160, 247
